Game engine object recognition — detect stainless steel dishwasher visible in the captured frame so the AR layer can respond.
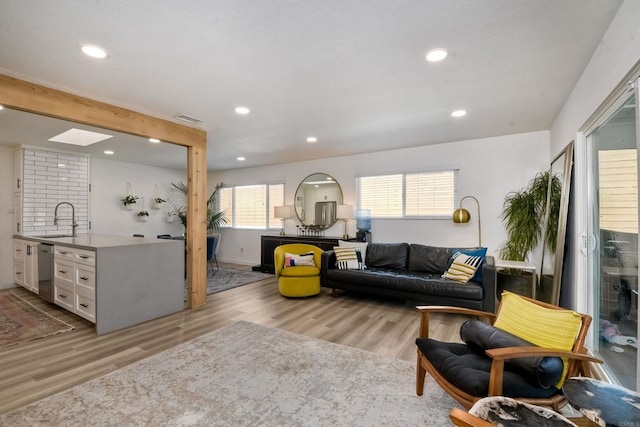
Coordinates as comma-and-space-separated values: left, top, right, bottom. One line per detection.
38, 243, 54, 303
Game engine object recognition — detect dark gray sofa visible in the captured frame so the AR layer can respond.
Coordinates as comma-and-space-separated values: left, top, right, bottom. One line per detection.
321, 242, 496, 312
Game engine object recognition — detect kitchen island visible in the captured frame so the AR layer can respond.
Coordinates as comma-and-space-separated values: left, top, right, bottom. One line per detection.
14, 233, 184, 335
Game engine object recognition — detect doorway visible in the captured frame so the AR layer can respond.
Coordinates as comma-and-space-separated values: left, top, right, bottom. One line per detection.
586, 87, 639, 391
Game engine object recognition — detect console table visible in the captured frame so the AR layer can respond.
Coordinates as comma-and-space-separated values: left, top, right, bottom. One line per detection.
260, 235, 343, 273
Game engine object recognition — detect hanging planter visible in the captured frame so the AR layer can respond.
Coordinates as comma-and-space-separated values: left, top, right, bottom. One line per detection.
151, 184, 165, 209
121, 182, 138, 210
137, 210, 150, 222
137, 197, 149, 221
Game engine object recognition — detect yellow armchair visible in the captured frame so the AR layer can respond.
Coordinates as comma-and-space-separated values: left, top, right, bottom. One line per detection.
274, 243, 323, 297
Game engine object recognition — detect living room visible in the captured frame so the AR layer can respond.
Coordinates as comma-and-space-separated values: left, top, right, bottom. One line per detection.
1, 0, 639, 424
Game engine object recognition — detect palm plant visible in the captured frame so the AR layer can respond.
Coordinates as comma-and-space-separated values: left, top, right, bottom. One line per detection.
170, 181, 228, 233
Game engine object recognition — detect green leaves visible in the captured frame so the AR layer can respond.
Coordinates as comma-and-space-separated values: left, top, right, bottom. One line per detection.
499, 171, 560, 262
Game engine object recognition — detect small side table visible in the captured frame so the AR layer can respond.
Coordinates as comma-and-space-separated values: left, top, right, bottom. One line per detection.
563, 377, 640, 427
494, 259, 537, 299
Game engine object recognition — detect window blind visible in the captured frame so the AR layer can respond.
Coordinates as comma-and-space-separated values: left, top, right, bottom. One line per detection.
357, 170, 458, 218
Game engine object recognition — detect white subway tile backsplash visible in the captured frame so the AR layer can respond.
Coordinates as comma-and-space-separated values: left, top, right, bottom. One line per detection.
17, 147, 90, 235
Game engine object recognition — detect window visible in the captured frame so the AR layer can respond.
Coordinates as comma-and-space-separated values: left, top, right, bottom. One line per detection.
218, 184, 284, 229
357, 170, 458, 218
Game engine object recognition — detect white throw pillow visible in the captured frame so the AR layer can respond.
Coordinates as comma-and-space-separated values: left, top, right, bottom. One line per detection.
338, 240, 368, 268
284, 252, 316, 267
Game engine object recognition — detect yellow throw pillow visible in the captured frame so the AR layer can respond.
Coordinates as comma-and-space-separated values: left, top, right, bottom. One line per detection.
494, 291, 583, 387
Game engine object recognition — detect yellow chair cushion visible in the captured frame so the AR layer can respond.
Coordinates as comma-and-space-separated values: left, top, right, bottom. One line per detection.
279, 266, 320, 277
494, 291, 582, 387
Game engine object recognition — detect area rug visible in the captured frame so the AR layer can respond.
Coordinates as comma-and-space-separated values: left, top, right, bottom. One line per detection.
0, 291, 75, 349
206, 267, 272, 295
0, 321, 458, 426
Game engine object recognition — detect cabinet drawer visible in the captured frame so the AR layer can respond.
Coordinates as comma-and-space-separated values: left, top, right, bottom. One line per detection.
54, 246, 75, 261
74, 249, 95, 266
14, 241, 24, 261
54, 281, 74, 311
54, 259, 75, 284
14, 260, 25, 286
55, 246, 96, 266
75, 264, 95, 289
75, 285, 96, 323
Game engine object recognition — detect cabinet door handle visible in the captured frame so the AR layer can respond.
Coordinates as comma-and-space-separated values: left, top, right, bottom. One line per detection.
80, 276, 89, 281
79, 303, 89, 308
17, 178, 20, 189
59, 270, 67, 274
59, 251, 68, 255
16, 272, 22, 275
79, 255, 89, 259
17, 222, 20, 232
15, 249, 21, 252
58, 294, 67, 299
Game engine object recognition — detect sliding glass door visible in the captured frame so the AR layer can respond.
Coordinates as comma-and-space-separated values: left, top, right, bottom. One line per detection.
586, 82, 639, 391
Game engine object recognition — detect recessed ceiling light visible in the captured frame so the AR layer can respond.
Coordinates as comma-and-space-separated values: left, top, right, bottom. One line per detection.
235, 106, 250, 115
237, 156, 246, 161
451, 109, 467, 118
104, 150, 114, 155
57, 163, 66, 168
425, 48, 448, 63
0, 105, 4, 111
81, 44, 108, 59
149, 138, 161, 143
48, 128, 113, 146
306, 136, 318, 143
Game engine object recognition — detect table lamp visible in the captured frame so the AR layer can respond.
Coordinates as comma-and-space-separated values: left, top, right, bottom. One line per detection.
274, 205, 292, 236
337, 204, 355, 240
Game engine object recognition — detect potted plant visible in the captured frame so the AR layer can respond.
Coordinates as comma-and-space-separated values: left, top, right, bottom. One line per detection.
121, 194, 139, 210
152, 197, 166, 209
498, 171, 561, 298
170, 181, 228, 234
137, 210, 150, 222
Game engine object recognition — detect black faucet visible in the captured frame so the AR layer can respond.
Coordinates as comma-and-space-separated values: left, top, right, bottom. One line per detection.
54, 202, 77, 237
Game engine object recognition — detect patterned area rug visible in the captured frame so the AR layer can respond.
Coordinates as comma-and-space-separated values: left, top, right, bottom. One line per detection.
0, 321, 458, 426
0, 291, 75, 349
206, 267, 272, 295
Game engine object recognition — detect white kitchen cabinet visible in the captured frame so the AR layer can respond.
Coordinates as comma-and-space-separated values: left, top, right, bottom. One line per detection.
13, 192, 22, 234
13, 147, 23, 192
53, 245, 96, 323
13, 238, 38, 293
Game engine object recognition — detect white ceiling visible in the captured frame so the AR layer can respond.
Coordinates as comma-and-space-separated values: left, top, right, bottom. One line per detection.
0, 0, 624, 171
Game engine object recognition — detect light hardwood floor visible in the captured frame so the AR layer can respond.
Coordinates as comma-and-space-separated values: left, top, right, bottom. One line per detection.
0, 263, 466, 415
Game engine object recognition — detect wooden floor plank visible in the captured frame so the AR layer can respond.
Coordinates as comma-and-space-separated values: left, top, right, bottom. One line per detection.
0, 263, 466, 415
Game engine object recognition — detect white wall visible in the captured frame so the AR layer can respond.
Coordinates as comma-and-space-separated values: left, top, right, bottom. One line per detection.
550, 0, 640, 154
0, 146, 15, 288
550, 0, 640, 311
210, 131, 550, 266
90, 158, 187, 237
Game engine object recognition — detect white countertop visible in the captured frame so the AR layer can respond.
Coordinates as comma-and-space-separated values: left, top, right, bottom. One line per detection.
14, 233, 179, 250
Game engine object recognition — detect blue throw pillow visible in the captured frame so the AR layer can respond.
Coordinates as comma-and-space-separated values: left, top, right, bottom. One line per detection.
450, 247, 487, 284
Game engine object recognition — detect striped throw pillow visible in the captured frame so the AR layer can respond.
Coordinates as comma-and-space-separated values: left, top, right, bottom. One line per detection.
334, 246, 364, 270
441, 252, 483, 283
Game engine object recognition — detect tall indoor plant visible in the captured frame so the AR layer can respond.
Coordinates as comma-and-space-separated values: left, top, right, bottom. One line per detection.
171, 181, 228, 233
498, 171, 561, 298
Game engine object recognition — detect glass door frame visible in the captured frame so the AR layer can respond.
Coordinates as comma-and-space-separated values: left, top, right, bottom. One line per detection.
579, 77, 640, 390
